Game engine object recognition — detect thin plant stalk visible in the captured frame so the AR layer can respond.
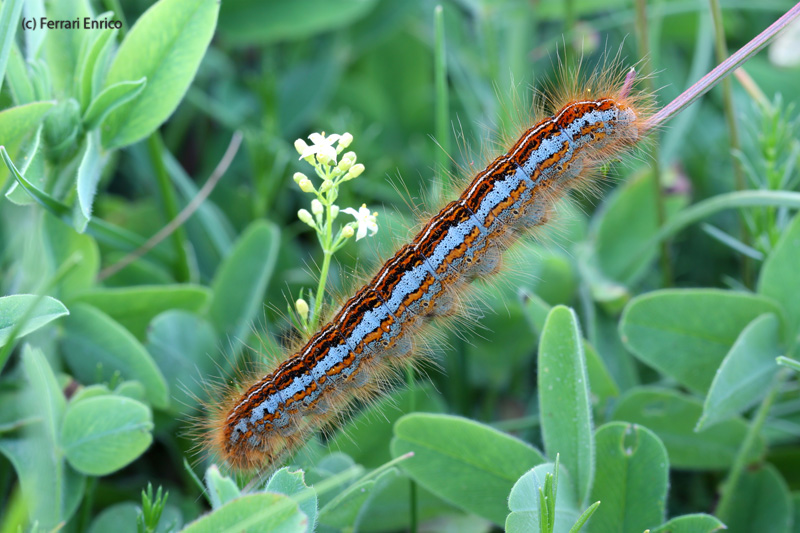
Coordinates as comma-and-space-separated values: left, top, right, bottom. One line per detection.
709, 0, 753, 286
634, 0, 672, 286
647, 1, 800, 129
147, 133, 192, 282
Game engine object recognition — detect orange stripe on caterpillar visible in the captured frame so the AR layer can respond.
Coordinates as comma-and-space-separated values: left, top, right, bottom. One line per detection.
203, 63, 650, 472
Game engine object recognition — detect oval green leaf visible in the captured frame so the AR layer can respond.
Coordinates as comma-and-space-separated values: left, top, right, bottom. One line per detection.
506, 462, 579, 533
0, 294, 69, 347
100, 0, 219, 148
75, 284, 211, 341
209, 220, 279, 341
587, 422, 668, 533
61, 395, 153, 476
181, 493, 307, 533
390, 413, 545, 525
146, 310, 217, 415
650, 513, 726, 533
611, 387, 764, 470
538, 305, 594, 505
758, 212, 800, 343
717, 463, 792, 533
60, 303, 169, 408
697, 313, 781, 431
619, 289, 782, 393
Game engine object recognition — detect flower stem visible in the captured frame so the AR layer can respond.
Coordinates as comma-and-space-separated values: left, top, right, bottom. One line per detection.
715, 370, 787, 521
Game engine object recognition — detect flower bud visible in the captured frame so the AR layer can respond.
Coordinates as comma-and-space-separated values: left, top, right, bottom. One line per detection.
317, 151, 331, 165
295, 298, 309, 320
297, 209, 314, 225
339, 132, 353, 149
293, 172, 307, 184
338, 151, 356, 172
330, 205, 339, 219
341, 225, 355, 239
345, 163, 365, 180
298, 178, 315, 193
294, 138, 309, 156
311, 199, 323, 216
319, 180, 332, 193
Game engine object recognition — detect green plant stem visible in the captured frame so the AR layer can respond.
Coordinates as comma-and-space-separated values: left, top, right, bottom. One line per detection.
634, 0, 672, 287
404, 363, 418, 533
433, 4, 448, 207
709, 0, 753, 287
311, 202, 336, 330
715, 370, 787, 520
147, 133, 191, 282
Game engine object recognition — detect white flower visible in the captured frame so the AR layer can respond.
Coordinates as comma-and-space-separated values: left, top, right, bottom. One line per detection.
342, 204, 378, 241
297, 132, 341, 164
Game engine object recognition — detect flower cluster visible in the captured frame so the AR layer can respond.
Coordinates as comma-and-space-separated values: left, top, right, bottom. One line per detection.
291, 132, 378, 331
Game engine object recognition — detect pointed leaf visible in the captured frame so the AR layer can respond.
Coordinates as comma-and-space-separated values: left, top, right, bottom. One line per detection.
100, 0, 219, 148
538, 306, 594, 505
391, 413, 545, 525
83, 77, 146, 130
0, 294, 68, 347
758, 212, 800, 343
698, 313, 781, 430
620, 289, 782, 393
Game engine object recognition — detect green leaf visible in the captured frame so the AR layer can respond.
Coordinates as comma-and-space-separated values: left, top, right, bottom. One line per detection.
100, 0, 219, 148
181, 493, 308, 533
506, 463, 580, 533
538, 306, 594, 505
611, 387, 765, 470
74, 131, 109, 233
218, 0, 379, 46
5, 124, 43, 204
592, 169, 686, 286
61, 395, 153, 476
391, 413, 545, 525
0, 0, 24, 95
88, 502, 182, 533
521, 290, 619, 411
0, 294, 69, 347
327, 384, 446, 468
0, 101, 55, 149
204, 465, 241, 510
209, 220, 279, 340
42, 213, 100, 299
650, 513, 726, 533
318, 467, 397, 529
758, 212, 800, 344
40, 0, 93, 94
145, 310, 217, 415
0, 346, 85, 529
75, 27, 117, 111
266, 468, 317, 531
60, 303, 169, 409
587, 422, 668, 533
83, 77, 147, 131
5, 41, 33, 106
717, 464, 792, 533
75, 284, 211, 341
619, 289, 782, 393
697, 314, 781, 430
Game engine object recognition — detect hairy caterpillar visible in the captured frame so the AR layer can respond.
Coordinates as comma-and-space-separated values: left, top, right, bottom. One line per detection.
203, 60, 651, 472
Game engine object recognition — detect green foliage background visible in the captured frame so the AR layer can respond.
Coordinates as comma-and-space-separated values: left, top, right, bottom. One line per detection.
1, 0, 799, 531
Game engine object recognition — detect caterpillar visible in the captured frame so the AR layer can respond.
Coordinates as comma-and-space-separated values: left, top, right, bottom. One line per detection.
203, 60, 651, 472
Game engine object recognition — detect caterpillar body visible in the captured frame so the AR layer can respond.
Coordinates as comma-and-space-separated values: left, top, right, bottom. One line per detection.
205, 64, 650, 471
